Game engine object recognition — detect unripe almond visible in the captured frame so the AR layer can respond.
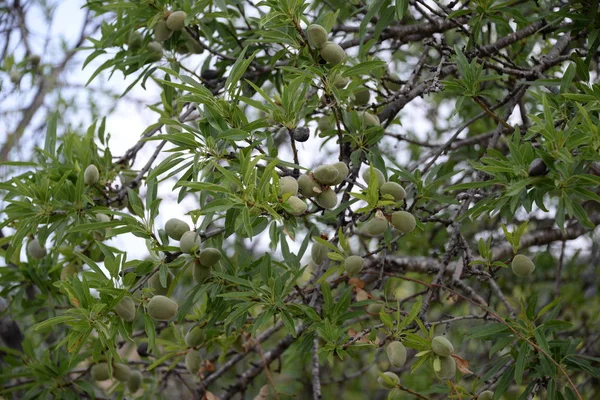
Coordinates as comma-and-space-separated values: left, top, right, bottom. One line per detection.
316, 188, 338, 209
27, 238, 47, 259
185, 351, 202, 374
311, 241, 329, 265
331, 162, 349, 185
60, 263, 79, 280
387, 73, 401, 91
362, 167, 386, 187
364, 217, 388, 237
91, 363, 110, 381
147, 41, 163, 61
313, 164, 339, 185
96, 213, 110, 223
199, 248, 221, 267
192, 262, 211, 284
386, 341, 407, 368
9, 71, 21, 84
185, 326, 205, 347
320, 41, 346, 65
113, 362, 131, 382
380, 182, 406, 201
147, 295, 178, 321
128, 31, 143, 51
388, 388, 403, 400
297, 174, 321, 197
165, 218, 190, 240
115, 296, 136, 322
528, 158, 548, 177
306, 24, 328, 49
148, 271, 174, 296
344, 255, 364, 277
279, 176, 298, 196
126, 370, 142, 392
166, 11, 187, 31
84, 164, 100, 185
179, 231, 202, 254
479, 391, 494, 400
435, 356, 456, 380
94, 213, 111, 240
377, 371, 399, 389
431, 336, 454, 357
287, 196, 307, 216
511, 254, 535, 277
361, 111, 380, 127
154, 20, 172, 42
28, 54, 41, 66
333, 76, 349, 89
354, 88, 371, 105
183, 31, 203, 54
366, 303, 383, 315
391, 211, 416, 234
318, 116, 333, 131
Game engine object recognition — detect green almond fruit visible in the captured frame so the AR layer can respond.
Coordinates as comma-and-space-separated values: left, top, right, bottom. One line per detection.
333, 76, 350, 89
115, 296, 136, 322
128, 31, 143, 51
388, 388, 403, 400
528, 158, 548, 177
377, 371, 399, 389
366, 303, 383, 315
84, 164, 100, 185
28, 54, 41, 66
27, 238, 47, 259
154, 20, 172, 42
361, 111, 380, 127
287, 195, 307, 216
166, 11, 187, 31
147, 295, 178, 321
199, 248, 221, 267
9, 71, 21, 84
511, 254, 535, 277
126, 370, 142, 392
431, 336, 454, 357
364, 217, 388, 237
91, 363, 110, 381
362, 167, 386, 187
96, 213, 110, 223
331, 162, 349, 185
113, 362, 131, 382
306, 24, 328, 49
60, 263, 79, 280
387, 73, 401, 91
185, 326, 205, 347
165, 218, 190, 240
183, 31, 203, 54
298, 174, 321, 197
148, 271, 174, 296
316, 188, 338, 209
318, 116, 333, 131
313, 164, 339, 185
320, 41, 346, 65
380, 182, 406, 201
435, 356, 456, 380
147, 41, 163, 62
344, 255, 364, 277
279, 176, 298, 196
479, 391, 494, 400
185, 351, 202, 374
192, 262, 212, 284
386, 341, 407, 368
179, 231, 202, 254
391, 211, 416, 234
311, 241, 329, 265
354, 88, 371, 106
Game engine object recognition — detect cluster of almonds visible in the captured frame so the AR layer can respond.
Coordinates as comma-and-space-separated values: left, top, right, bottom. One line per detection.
296, 162, 349, 210
306, 24, 346, 65
360, 167, 416, 237
90, 361, 142, 393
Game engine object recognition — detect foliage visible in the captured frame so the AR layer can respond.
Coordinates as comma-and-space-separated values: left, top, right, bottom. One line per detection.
1, 0, 600, 399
